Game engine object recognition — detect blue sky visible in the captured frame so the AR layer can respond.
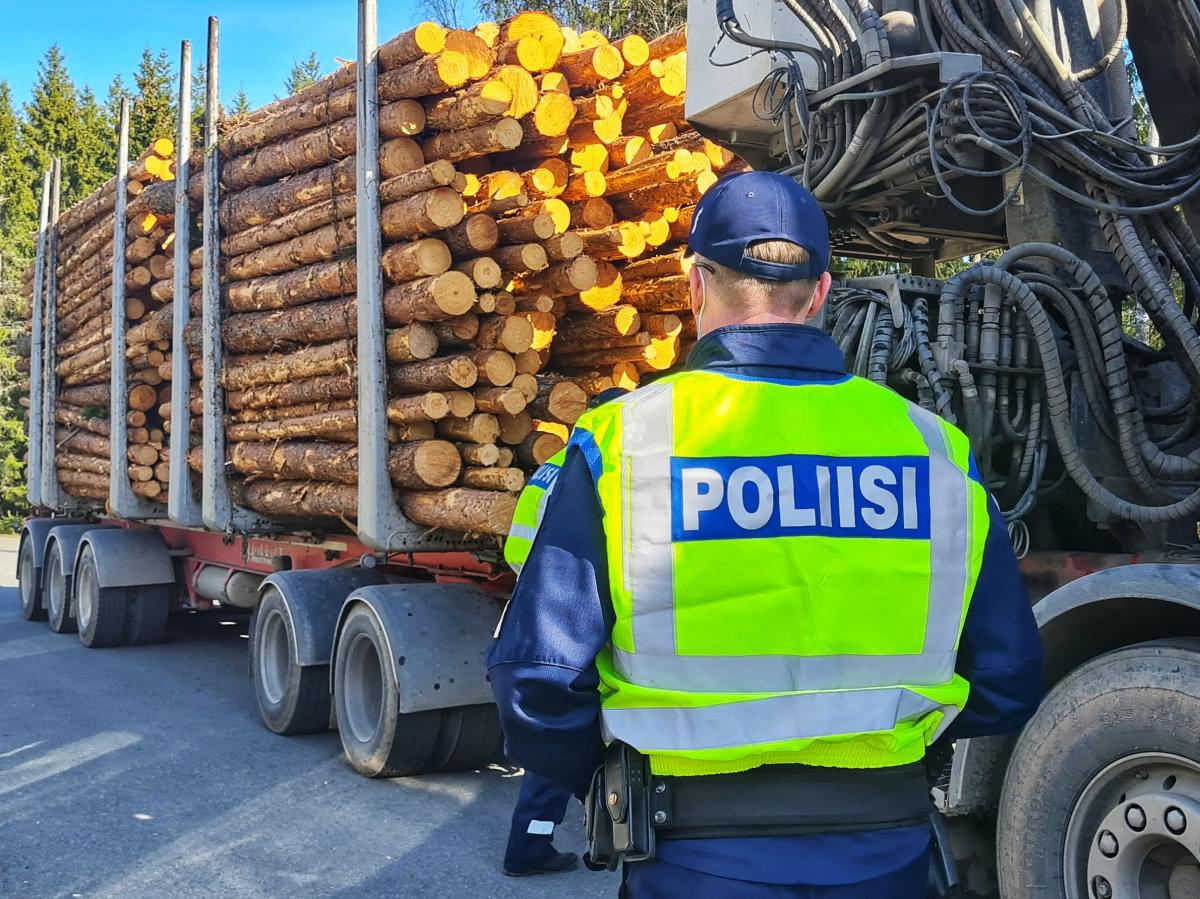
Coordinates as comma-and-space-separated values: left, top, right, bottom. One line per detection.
0, 1, 482, 112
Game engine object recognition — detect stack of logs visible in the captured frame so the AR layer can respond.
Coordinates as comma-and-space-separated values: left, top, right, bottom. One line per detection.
30, 13, 740, 536
21, 139, 178, 505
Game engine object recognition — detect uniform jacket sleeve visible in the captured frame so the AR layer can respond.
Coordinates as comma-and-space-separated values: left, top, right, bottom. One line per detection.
487, 446, 611, 798
944, 497, 1044, 740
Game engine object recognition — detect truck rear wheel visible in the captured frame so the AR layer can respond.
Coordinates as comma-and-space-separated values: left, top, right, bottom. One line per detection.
75, 545, 128, 649
334, 604, 444, 777
44, 542, 76, 634
998, 639, 1200, 898
125, 585, 170, 645
429, 704, 503, 773
18, 536, 46, 622
254, 587, 330, 735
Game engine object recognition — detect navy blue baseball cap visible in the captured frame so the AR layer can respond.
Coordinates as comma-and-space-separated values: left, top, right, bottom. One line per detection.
687, 171, 830, 281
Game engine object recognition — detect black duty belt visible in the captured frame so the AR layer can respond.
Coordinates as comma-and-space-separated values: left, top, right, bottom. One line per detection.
651, 761, 932, 840
583, 742, 932, 871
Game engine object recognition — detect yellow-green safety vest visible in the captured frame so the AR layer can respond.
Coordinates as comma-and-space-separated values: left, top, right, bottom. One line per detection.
570, 369, 990, 778
504, 449, 567, 574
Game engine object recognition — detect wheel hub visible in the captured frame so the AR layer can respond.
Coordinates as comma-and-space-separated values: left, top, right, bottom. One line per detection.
343, 632, 384, 745
1068, 754, 1200, 899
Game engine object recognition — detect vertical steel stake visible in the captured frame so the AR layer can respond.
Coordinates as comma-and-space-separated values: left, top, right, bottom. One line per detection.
26, 171, 51, 507
169, 38, 203, 526
356, 0, 424, 550
39, 159, 63, 507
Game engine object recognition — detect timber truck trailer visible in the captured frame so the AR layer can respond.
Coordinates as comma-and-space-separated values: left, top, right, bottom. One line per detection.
17, 0, 1200, 895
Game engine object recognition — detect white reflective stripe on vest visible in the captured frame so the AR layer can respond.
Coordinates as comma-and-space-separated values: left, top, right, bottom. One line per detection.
609, 646, 958, 693
508, 523, 540, 543
601, 688, 953, 752
622, 383, 677, 658
906, 404, 971, 655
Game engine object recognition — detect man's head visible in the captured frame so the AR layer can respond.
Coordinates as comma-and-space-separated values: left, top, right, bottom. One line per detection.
686, 172, 833, 336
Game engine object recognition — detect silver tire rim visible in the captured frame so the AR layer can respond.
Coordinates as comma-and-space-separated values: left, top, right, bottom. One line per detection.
18, 541, 35, 610
1067, 752, 1200, 899
46, 547, 65, 621
258, 608, 290, 707
76, 551, 97, 633
343, 631, 384, 745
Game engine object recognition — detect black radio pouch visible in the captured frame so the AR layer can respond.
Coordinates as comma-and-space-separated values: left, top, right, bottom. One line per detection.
583, 742, 655, 871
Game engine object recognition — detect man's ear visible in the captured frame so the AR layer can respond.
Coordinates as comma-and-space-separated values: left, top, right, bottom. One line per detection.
804, 272, 833, 322
688, 264, 705, 320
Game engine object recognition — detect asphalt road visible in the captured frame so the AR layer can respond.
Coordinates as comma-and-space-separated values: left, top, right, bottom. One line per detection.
0, 535, 617, 899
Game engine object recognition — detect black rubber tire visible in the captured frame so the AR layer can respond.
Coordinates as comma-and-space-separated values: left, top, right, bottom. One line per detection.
18, 536, 46, 622
997, 639, 1200, 899
334, 604, 444, 777
253, 587, 331, 735
44, 542, 77, 634
75, 546, 129, 649
429, 704, 505, 773
125, 584, 170, 645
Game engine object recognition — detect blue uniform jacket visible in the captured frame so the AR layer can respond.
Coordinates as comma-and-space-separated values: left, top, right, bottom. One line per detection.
487, 323, 1044, 886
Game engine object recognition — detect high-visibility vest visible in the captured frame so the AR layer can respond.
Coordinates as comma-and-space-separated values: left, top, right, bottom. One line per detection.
570, 369, 990, 777
504, 449, 567, 574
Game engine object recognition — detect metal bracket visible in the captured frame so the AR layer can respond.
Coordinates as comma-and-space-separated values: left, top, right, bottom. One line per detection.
168, 39, 203, 527
109, 99, 160, 520
199, 16, 273, 534
26, 172, 51, 507
807, 51, 983, 105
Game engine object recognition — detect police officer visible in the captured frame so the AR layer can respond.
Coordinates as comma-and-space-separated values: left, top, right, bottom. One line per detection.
487, 171, 1043, 898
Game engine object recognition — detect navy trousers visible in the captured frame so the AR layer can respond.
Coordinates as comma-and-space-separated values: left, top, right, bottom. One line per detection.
622, 850, 931, 899
503, 770, 574, 873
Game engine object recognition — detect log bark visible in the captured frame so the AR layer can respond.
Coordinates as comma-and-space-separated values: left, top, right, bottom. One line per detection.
496, 213, 554, 244
516, 432, 566, 468
473, 386, 527, 415
453, 256, 502, 288
457, 442, 500, 466
512, 256, 598, 297
227, 373, 356, 411
386, 322, 440, 363
431, 314, 480, 346
462, 466, 525, 492
226, 409, 358, 442
56, 429, 110, 457
382, 238, 452, 284
60, 452, 111, 475
229, 399, 356, 424
226, 258, 357, 312
383, 272, 476, 324
389, 355, 478, 392
223, 339, 356, 390
387, 392, 450, 423
218, 297, 358, 353
441, 214, 498, 255
59, 469, 110, 499
60, 383, 110, 408
227, 217, 359, 282
558, 44, 625, 89
425, 79, 512, 131
496, 410, 533, 445
493, 243, 547, 273
557, 305, 641, 342
236, 480, 359, 519
397, 488, 517, 536
437, 413, 500, 444
476, 315, 534, 353
380, 188, 465, 241
378, 52, 470, 101
529, 377, 587, 424
421, 118, 523, 163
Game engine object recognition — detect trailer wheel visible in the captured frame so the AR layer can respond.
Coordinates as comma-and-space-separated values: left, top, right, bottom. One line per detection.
429, 704, 504, 773
18, 536, 46, 622
44, 542, 76, 634
334, 604, 443, 777
998, 639, 1200, 899
254, 587, 331, 735
75, 545, 129, 649
125, 585, 170, 645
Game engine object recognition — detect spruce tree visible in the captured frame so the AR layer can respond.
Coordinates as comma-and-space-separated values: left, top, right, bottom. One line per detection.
231, 87, 251, 117
0, 82, 37, 262
284, 52, 323, 96
130, 48, 176, 154
21, 45, 80, 204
